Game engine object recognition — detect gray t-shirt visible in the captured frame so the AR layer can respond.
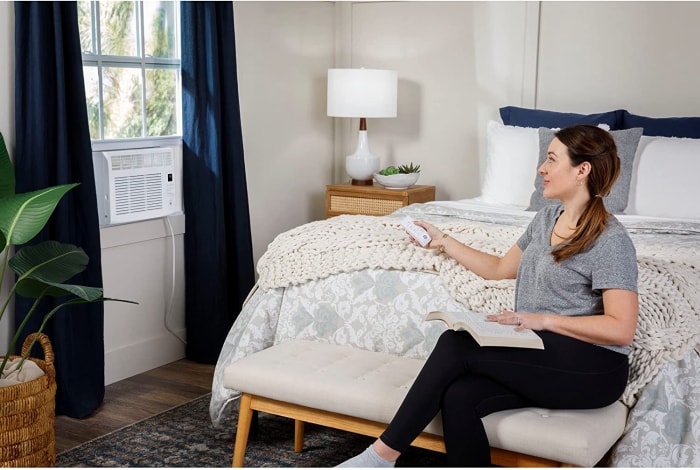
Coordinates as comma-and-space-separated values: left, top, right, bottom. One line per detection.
515, 203, 638, 354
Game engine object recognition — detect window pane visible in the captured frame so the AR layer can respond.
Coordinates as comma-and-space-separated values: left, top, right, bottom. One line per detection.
100, 1, 138, 57
103, 66, 143, 139
145, 68, 178, 137
83, 65, 101, 139
79, 1, 181, 142
77, 1, 96, 55
144, 1, 178, 59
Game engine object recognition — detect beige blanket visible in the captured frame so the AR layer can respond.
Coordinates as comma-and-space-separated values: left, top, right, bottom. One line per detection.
0, 357, 45, 388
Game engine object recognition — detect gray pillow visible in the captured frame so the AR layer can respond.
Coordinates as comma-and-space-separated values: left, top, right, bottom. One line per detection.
527, 127, 643, 213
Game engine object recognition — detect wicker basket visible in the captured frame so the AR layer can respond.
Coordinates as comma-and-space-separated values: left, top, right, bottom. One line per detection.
0, 333, 56, 467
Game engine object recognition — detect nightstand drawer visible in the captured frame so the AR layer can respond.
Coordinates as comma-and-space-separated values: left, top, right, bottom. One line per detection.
325, 183, 435, 218
328, 194, 404, 216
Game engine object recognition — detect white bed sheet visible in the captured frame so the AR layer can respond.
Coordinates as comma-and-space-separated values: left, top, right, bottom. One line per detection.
430, 196, 700, 226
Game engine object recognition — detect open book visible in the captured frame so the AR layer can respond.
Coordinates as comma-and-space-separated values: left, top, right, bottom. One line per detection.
426, 310, 544, 349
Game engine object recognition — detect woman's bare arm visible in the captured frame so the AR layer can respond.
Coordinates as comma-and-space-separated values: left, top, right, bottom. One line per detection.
412, 220, 522, 280
490, 289, 639, 346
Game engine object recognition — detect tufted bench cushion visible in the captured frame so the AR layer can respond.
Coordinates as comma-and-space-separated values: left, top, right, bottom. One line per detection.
223, 339, 628, 467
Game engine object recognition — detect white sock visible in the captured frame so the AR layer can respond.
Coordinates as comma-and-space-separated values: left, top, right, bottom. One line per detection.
336, 444, 396, 468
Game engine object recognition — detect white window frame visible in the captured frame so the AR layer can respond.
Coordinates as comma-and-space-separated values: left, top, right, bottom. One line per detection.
81, 0, 182, 152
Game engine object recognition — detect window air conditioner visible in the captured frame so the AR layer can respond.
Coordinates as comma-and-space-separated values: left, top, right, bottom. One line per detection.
92, 145, 183, 226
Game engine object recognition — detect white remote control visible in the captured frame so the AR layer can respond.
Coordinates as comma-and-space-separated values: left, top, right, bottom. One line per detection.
402, 216, 432, 247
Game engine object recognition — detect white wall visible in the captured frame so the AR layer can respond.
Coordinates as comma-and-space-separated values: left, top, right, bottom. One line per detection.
100, 216, 186, 384
346, 1, 538, 201
233, 2, 336, 265
536, 1, 700, 116
350, 2, 482, 202
0, 1, 14, 357
0, 4, 13, 144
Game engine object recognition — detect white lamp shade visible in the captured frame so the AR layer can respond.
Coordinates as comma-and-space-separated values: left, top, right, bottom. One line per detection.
327, 68, 398, 118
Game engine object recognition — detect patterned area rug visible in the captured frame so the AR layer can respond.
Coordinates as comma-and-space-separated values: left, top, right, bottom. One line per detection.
57, 394, 445, 467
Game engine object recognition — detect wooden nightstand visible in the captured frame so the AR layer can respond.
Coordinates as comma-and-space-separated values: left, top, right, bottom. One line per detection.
325, 183, 436, 218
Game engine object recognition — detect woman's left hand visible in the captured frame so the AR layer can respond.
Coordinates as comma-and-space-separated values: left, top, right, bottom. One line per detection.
486, 310, 545, 331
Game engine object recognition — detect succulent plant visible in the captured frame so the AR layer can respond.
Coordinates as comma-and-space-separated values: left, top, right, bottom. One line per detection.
378, 163, 421, 176
398, 163, 421, 174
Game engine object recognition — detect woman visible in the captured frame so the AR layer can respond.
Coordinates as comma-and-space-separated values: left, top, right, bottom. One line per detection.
338, 124, 639, 467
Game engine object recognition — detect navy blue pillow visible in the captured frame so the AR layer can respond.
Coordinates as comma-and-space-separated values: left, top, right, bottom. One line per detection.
500, 106, 622, 130
621, 110, 700, 138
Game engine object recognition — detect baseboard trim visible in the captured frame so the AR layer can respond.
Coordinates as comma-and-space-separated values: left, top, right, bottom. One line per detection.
105, 330, 186, 385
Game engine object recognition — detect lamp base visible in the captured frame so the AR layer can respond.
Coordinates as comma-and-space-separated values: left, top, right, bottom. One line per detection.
345, 132, 380, 184
351, 178, 374, 186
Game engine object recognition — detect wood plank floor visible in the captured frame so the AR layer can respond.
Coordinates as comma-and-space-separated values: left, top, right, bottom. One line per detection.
55, 359, 215, 454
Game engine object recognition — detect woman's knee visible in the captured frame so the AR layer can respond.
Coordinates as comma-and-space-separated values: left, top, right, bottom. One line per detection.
419, 331, 478, 382
433, 330, 478, 356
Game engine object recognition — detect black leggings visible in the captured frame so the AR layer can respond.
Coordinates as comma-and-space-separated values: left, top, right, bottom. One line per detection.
380, 329, 629, 467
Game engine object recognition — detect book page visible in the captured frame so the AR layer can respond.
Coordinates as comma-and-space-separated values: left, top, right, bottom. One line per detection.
426, 310, 544, 348
462, 314, 536, 339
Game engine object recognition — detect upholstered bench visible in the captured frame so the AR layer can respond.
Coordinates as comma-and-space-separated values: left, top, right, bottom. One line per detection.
223, 339, 628, 467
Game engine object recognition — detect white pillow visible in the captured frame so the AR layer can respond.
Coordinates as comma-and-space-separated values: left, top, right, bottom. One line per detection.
627, 135, 700, 219
481, 121, 539, 208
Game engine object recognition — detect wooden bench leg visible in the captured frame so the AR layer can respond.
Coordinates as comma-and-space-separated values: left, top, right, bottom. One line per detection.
232, 393, 254, 467
294, 419, 304, 452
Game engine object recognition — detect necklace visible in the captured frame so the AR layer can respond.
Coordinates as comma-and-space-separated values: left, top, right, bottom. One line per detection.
553, 210, 577, 240
552, 229, 571, 240
552, 227, 576, 240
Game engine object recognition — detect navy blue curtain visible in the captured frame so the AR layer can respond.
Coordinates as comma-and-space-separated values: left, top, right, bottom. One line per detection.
180, 2, 255, 363
14, 2, 104, 418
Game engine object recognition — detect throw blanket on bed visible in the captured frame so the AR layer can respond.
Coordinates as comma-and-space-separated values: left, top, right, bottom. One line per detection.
257, 214, 700, 406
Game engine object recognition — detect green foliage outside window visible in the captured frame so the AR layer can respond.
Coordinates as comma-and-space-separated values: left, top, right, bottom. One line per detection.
77, 1, 180, 140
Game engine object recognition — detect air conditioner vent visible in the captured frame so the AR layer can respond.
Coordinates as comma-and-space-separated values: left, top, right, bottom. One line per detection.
113, 173, 164, 215
110, 150, 174, 171
93, 145, 183, 226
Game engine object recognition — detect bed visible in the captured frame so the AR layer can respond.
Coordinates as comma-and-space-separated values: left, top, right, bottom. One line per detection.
210, 107, 700, 466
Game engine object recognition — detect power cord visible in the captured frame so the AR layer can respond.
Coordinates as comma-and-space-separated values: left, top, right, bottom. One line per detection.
164, 214, 186, 345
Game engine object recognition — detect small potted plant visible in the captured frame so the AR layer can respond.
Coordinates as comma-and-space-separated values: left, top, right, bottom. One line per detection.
0, 130, 133, 466
374, 162, 421, 189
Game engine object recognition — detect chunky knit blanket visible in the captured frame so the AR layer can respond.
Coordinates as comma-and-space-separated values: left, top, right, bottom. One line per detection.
257, 214, 700, 407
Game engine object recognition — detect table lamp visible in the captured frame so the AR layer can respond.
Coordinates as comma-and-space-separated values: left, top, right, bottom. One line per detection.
327, 68, 398, 185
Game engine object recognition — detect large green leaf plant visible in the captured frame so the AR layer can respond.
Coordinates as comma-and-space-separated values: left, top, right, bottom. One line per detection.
0, 131, 133, 380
